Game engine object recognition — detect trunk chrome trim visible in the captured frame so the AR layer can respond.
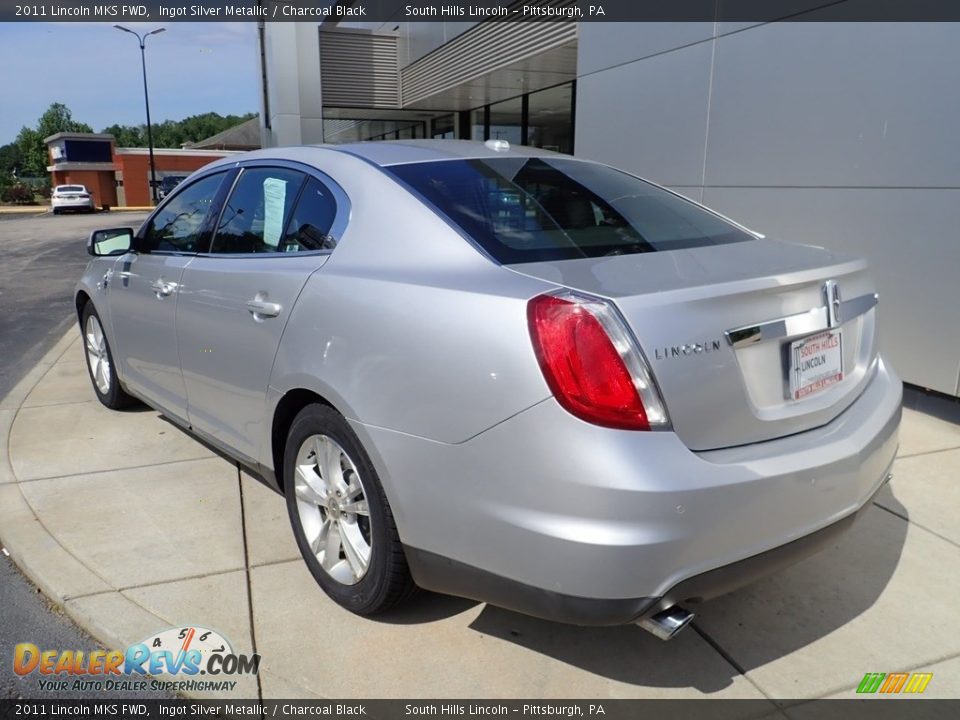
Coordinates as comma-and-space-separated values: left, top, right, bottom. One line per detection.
725, 291, 878, 349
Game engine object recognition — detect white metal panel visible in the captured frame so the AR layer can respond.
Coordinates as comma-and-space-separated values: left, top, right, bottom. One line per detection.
575, 40, 714, 189
705, 22, 960, 188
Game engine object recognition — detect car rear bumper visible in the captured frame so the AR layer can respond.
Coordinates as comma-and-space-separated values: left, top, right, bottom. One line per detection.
52, 199, 94, 210
355, 357, 901, 625
404, 477, 886, 625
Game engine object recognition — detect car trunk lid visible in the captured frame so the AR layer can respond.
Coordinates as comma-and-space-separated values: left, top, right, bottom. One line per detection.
508, 239, 881, 450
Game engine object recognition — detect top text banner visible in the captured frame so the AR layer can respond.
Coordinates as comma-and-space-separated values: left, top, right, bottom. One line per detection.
4, 0, 960, 23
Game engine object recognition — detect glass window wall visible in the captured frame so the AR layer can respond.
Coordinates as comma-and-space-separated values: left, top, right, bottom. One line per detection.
465, 82, 575, 153
431, 114, 455, 139
488, 96, 522, 145
527, 84, 574, 154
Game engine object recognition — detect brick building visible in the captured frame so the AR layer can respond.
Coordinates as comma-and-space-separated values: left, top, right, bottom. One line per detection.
45, 132, 243, 208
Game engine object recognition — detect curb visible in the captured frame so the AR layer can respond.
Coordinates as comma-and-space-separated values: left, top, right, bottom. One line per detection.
0, 207, 48, 215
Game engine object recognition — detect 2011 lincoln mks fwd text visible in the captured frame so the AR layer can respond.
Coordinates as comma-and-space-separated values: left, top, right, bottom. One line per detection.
77, 140, 901, 640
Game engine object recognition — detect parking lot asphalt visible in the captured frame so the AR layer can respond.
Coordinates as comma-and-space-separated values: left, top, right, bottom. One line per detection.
0, 211, 148, 401
1, 212, 959, 707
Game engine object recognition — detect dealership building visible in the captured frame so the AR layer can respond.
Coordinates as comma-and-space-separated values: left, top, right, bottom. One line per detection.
255, 15, 958, 397
44, 120, 260, 207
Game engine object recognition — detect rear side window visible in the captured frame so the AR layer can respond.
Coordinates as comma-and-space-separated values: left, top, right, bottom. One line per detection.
387, 158, 752, 264
280, 177, 339, 252
142, 172, 227, 253
210, 168, 306, 254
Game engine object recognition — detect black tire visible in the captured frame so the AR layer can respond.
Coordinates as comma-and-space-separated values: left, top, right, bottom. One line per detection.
284, 404, 415, 615
52, 208, 60, 215
80, 303, 136, 410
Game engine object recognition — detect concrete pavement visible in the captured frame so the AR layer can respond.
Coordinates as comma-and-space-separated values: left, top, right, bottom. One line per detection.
2, 329, 959, 706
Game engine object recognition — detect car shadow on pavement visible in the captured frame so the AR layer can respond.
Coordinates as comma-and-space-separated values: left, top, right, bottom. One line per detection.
114, 400, 154, 413
463, 491, 910, 693
375, 590, 480, 625
903, 385, 960, 425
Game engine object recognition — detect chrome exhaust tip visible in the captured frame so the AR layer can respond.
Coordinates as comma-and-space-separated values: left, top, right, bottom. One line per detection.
638, 606, 695, 641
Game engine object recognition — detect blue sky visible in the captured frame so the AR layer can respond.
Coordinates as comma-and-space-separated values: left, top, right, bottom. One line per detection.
0, 22, 260, 145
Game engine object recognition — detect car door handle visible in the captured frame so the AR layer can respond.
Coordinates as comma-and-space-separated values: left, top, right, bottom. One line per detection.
246, 299, 282, 318
151, 279, 177, 298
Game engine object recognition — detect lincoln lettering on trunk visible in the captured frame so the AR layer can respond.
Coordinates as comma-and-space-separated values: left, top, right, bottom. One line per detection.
654, 340, 722, 360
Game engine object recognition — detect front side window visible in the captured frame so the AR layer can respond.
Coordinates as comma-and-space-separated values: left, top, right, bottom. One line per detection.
387, 158, 753, 264
141, 172, 227, 253
210, 168, 305, 254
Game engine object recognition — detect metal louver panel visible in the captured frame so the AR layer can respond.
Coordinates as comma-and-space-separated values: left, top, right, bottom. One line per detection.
401, 9, 577, 106
323, 119, 362, 135
320, 29, 400, 108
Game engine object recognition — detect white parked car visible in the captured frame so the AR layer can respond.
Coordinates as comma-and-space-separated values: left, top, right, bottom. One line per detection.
52, 185, 94, 214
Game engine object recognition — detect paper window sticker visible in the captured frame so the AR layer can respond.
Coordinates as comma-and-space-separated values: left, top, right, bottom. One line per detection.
262, 177, 287, 248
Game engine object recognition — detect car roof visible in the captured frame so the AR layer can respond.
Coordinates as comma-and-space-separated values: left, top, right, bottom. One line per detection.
198, 140, 570, 177
323, 139, 561, 167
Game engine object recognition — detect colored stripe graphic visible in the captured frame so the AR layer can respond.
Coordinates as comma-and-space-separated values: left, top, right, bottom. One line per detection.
856, 671, 932, 694
880, 672, 909, 693
904, 673, 933, 694
857, 673, 886, 694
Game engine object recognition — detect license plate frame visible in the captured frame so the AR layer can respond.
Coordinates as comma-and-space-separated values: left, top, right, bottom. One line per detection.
789, 328, 844, 400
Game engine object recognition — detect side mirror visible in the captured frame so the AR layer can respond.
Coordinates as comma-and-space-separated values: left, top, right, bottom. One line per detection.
88, 228, 134, 257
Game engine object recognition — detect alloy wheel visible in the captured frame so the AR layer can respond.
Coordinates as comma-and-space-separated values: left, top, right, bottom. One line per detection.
85, 314, 111, 395
293, 434, 372, 585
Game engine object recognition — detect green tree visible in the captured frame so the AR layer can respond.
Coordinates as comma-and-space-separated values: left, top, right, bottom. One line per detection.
15, 103, 93, 177
152, 119, 187, 148
37, 102, 92, 139
100, 112, 256, 149
101, 123, 144, 147
15, 127, 46, 178
0, 143, 22, 185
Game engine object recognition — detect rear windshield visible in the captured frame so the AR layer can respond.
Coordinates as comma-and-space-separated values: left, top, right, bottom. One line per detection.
387, 157, 752, 264
57, 185, 85, 193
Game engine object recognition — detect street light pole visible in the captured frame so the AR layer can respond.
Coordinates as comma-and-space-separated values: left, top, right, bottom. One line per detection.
115, 25, 165, 205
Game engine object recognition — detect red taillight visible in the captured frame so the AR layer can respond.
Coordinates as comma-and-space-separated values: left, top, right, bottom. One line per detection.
528, 293, 654, 430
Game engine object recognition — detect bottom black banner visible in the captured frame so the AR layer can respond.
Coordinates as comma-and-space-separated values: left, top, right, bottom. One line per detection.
1, 700, 957, 720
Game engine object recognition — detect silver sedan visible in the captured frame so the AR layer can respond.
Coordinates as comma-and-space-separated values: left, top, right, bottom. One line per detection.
76, 140, 900, 639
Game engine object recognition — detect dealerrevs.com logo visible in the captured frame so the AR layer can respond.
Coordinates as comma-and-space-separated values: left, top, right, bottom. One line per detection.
14, 626, 260, 693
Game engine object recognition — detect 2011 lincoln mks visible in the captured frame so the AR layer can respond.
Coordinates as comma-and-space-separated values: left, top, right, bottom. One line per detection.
77, 140, 901, 640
